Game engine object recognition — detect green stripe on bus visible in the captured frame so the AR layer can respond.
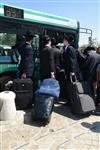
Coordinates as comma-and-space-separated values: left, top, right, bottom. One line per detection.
25, 10, 70, 22
0, 4, 3, 8
0, 3, 77, 29
0, 64, 18, 74
0, 3, 76, 23
25, 17, 77, 29
0, 15, 77, 29
0, 14, 3, 16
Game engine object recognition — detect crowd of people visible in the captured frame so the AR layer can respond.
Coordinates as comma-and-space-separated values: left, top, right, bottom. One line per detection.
17, 30, 100, 114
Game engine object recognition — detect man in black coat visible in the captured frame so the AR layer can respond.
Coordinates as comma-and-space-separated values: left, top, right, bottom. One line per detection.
78, 47, 100, 99
51, 37, 62, 74
63, 36, 77, 81
40, 35, 55, 80
86, 51, 100, 82
82, 47, 100, 82
83, 47, 100, 114
18, 30, 35, 79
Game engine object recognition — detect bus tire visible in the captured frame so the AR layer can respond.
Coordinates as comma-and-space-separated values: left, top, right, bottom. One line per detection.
0, 76, 13, 91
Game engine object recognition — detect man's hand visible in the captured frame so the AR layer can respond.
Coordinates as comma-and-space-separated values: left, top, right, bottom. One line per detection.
70, 72, 75, 76
51, 72, 55, 79
70, 72, 76, 82
21, 73, 27, 79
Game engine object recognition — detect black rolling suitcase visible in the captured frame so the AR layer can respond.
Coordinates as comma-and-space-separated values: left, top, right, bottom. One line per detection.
13, 79, 33, 110
67, 76, 96, 115
32, 94, 54, 124
32, 78, 60, 124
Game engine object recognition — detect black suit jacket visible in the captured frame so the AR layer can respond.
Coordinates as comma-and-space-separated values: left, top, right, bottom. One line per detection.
19, 42, 34, 77
40, 46, 55, 79
84, 51, 100, 81
52, 46, 61, 70
63, 45, 77, 77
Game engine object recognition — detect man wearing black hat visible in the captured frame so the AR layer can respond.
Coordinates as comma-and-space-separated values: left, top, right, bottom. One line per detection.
18, 30, 35, 79
40, 35, 55, 80
51, 37, 61, 74
63, 35, 77, 81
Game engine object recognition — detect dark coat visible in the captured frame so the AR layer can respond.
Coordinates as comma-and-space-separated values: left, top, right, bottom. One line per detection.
52, 46, 61, 71
19, 42, 34, 77
78, 50, 100, 81
63, 45, 77, 77
40, 46, 55, 80
84, 51, 100, 81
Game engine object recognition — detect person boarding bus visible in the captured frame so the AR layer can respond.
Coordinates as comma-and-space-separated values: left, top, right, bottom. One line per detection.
40, 35, 55, 80
18, 30, 35, 80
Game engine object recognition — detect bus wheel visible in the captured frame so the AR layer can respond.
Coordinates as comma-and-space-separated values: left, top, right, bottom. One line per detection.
0, 76, 13, 91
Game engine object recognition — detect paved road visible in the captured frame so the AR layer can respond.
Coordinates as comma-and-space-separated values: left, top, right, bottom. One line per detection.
0, 104, 100, 150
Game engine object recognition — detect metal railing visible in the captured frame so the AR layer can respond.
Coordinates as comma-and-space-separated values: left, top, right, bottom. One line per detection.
79, 27, 92, 38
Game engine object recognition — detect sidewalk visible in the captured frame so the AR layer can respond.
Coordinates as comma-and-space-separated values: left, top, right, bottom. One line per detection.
0, 104, 100, 150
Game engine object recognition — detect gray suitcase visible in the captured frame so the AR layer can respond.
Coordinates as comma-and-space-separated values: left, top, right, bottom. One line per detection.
67, 79, 96, 115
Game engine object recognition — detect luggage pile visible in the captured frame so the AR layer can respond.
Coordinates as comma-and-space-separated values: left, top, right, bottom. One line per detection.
2, 78, 60, 125
0, 73, 98, 124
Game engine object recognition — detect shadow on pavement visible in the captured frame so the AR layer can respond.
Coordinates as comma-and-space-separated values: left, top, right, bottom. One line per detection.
23, 102, 92, 127
81, 122, 100, 133
54, 102, 87, 120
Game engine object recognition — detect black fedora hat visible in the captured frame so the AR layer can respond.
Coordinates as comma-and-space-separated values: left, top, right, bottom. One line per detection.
63, 35, 71, 43
24, 30, 35, 37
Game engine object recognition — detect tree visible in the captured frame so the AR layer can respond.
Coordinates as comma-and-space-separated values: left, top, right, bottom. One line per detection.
79, 38, 100, 53
89, 38, 100, 47
0, 33, 16, 46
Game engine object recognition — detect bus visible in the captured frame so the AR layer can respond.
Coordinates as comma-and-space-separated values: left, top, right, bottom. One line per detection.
0, 3, 79, 90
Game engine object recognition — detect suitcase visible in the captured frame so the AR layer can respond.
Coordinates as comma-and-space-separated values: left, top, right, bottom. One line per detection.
67, 77, 96, 115
13, 79, 33, 110
32, 94, 54, 124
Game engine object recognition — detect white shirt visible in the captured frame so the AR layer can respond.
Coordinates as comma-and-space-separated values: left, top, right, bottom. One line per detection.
64, 44, 69, 52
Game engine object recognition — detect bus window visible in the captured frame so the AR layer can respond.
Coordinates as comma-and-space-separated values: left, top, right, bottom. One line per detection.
0, 33, 19, 63
0, 33, 16, 47
0, 45, 13, 63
